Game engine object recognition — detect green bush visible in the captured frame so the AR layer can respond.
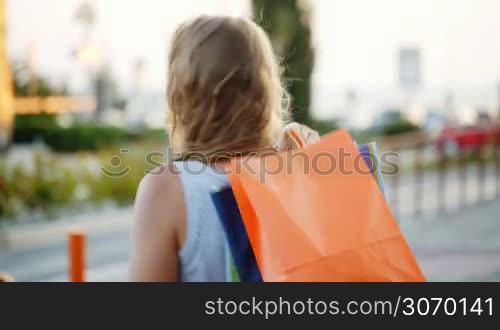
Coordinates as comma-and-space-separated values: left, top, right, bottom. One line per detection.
13, 115, 166, 152
89, 148, 157, 205
379, 119, 420, 136
13, 115, 59, 144
309, 119, 338, 136
0, 144, 163, 220
43, 124, 126, 152
0, 153, 79, 219
14, 115, 125, 152
369, 111, 421, 137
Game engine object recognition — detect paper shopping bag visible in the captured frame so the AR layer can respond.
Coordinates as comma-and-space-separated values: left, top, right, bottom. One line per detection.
211, 141, 389, 282
227, 129, 425, 282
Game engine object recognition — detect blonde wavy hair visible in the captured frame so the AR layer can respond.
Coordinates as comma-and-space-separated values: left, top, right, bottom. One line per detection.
167, 15, 290, 160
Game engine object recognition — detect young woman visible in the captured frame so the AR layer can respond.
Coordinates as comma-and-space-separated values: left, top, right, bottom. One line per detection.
129, 15, 319, 282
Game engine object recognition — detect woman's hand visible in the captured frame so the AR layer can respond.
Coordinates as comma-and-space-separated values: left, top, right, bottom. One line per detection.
275, 122, 320, 151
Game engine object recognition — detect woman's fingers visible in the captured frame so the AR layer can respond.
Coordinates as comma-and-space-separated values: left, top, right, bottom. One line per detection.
301, 126, 320, 144
276, 123, 320, 151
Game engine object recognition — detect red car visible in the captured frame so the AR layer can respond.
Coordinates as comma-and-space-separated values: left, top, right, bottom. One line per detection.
436, 125, 500, 153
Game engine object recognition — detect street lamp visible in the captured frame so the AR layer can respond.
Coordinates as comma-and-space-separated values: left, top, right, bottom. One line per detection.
74, 1, 107, 120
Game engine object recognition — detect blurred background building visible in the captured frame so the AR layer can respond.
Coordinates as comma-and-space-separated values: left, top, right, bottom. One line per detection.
4, 0, 500, 130
312, 0, 500, 130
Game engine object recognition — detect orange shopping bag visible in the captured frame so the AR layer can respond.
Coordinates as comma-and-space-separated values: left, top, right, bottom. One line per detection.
228, 129, 425, 282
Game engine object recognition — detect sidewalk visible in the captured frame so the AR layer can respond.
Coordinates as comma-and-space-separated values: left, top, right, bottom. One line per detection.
399, 198, 500, 281
0, 206, 133, 249
0, 207, 133, 282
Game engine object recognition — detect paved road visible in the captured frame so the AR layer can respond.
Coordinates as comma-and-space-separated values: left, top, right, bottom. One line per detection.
0, 214, 131, 282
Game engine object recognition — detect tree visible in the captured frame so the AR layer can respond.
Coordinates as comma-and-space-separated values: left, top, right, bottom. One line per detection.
12, 61, 68, 97
252, 0, 314, 124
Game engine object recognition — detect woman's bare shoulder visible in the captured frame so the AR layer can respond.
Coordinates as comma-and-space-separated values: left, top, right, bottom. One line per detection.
133, 163, 185, 239
137, 163, 182, 201
130, 163, 185, 281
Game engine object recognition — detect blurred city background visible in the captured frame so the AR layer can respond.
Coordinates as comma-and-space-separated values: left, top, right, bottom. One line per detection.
1, 0, 500, 282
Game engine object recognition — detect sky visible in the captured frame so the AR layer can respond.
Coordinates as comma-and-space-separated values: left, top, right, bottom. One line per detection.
7, 0, 250, 93
6, 0, 250, 130
313, 0, 500, 90
6, 0, 500, 124
312, 0, 500, 124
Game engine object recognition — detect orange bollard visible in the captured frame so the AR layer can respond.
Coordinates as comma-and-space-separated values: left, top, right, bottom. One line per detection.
69, 230, 86, 282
